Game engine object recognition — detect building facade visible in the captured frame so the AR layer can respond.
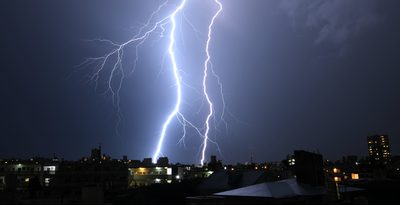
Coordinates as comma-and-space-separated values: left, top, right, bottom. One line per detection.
0, 159, 58, 192
367, 135, 391, 165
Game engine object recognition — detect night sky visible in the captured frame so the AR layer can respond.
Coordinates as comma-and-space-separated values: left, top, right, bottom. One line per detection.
1, 0, 399, 164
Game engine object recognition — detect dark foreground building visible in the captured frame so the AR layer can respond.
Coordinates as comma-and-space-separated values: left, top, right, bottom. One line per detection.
187, 150, 364, 205
294, 150, 324, 186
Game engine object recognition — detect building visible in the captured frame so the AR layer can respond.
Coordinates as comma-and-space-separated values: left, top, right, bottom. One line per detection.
188, 150, 365, 205
209, 178, 328, 205
128, 157, 186, 187
294, 150, 324, 186
207, 155, 223, 171
0, 158, 58, 192
129, 166, 174, 187
142, 158, 153, 167
188, 178, 363, 205
196, 170, 265, 195
54, 159, 128, 193
367, 135, 391, 165
342, 155, 358, 166
0, 149, 130, 204
90, 146, 102, 160
157, 157, 169, 167
322, 155, 362, 185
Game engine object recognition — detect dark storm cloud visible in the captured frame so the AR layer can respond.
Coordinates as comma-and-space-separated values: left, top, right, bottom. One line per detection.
280, 0, 381, 44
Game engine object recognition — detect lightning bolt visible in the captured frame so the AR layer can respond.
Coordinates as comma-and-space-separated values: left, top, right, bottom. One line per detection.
152, 0, 187, 163
200, 0, 223, 166
81, 0, 227, 166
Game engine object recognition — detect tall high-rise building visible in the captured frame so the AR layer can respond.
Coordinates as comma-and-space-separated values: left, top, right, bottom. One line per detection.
367, 135, 391, 165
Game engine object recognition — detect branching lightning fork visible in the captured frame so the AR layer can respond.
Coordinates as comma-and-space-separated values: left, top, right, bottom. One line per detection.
82, 0, 226, 166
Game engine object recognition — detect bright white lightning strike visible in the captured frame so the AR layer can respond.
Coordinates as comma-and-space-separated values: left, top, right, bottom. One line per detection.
81, 0, 227, 166
152, 0, 187, 163
201, 0, 223, 166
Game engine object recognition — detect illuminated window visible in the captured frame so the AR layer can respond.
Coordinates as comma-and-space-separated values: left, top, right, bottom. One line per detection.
351, 173, 359, 180
43, 166, 56, 171
44, 178, 51, 187
334, 177, 341, 182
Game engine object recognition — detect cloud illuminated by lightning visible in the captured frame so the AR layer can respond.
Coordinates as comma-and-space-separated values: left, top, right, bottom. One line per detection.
80, 0, 227, 166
